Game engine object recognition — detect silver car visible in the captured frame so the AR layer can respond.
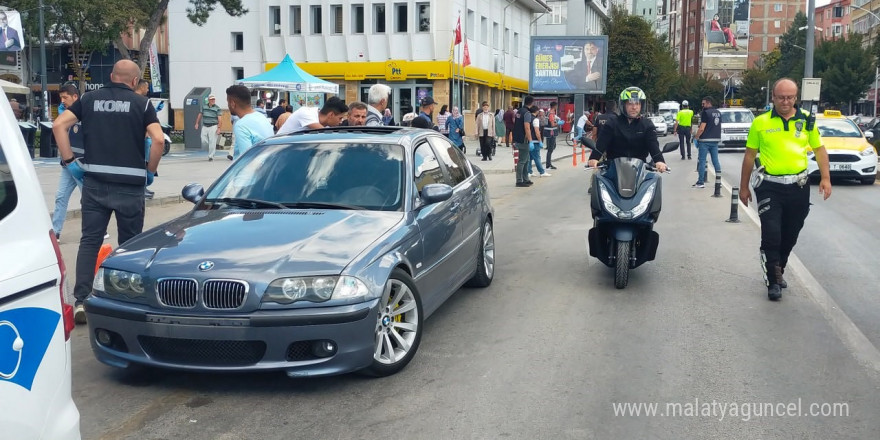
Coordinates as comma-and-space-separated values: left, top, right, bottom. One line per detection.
84, 126, 496, 377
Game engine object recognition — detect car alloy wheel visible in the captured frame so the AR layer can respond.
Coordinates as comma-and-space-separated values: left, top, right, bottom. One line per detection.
466, 219, 495, 287
363, 269, 423, 377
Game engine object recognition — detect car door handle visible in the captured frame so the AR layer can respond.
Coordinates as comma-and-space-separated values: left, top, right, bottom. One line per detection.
471, 187, 480, 195
450, 202, 460, 211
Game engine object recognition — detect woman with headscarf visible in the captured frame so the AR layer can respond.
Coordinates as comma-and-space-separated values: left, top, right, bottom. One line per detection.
495, 109, 505, 146
446, 106, 466, 153
382, 108, 395, 126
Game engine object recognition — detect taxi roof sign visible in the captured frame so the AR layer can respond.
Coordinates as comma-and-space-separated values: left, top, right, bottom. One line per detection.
823, 110, 842, 117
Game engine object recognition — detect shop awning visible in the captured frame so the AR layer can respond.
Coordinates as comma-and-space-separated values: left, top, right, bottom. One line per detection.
238, 54, 339, 94
1, 78, 29, 95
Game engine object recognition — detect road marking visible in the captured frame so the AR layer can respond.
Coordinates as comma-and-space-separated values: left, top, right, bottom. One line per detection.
712, 168, 880, 374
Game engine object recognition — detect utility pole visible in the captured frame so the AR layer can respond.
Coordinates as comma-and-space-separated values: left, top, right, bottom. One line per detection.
38, 0, 48, 121
805, 0, 815, 78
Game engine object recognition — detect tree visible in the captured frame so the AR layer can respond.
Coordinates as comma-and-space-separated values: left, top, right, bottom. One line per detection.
601, 5, 680, 107
774, 12, 808, 82
814, 33, 875, 113
738, 68, 772, 109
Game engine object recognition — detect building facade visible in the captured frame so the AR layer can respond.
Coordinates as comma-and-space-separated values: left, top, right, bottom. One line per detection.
168, 0, 548, 126
815, 0, 851, 42
746, 0, 805, 70
534, 0, 610, 37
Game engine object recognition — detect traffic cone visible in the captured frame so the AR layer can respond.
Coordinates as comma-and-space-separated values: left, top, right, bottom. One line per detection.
95, 243, 113, 275
581, 145, 586, 162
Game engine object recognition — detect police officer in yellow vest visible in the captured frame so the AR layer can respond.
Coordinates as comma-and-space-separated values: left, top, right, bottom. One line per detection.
739, 78, 831, 301
673, 100, 694, 159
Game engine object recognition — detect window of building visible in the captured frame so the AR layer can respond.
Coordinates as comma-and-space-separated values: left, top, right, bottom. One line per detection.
481, 17, 488, 45
374, 4, 386, 33
493, 22, 500, 49
774, 20, 780, 28
514, 32, 519, 56
290, 6, 302, 35
504, 27, 510, 51
549, 3, 566, 25
269, 6, 281, 35
832, 6, 843, 18
352, 5, 364, 33
312, 6, 323, 34
331, 5, 343, 34
467, 9, 475, 36
233, 67, 244, 81
774, 36, 780, 43
832, 24, 842, 36
774, 3, 783, 12
417, 2, 430, 32
231, 32, 243, 51
395, 3, 408, 32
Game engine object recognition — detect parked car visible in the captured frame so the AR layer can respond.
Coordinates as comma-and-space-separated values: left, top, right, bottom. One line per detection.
809, 110, 877, 185
84, 126, 496, 378
718, 107, 754, 151
649, 116, 668, 136
0, 93, 80, 437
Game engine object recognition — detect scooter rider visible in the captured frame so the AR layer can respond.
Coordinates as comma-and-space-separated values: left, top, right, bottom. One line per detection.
587, 87, 668, 173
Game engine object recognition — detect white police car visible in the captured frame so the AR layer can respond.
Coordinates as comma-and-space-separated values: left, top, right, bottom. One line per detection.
0, 91, 81, 438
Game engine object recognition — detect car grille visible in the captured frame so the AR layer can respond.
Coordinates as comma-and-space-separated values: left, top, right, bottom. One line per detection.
203, 280, 248, 309
828, 154, 860, 163
723, 127, 749, 134
138, 336, 266, 366
157, 279, 198, 308
287, 341, 318, 361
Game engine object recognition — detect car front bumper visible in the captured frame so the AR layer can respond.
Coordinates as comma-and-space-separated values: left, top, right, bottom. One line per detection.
807, 150, 878, 179
84, 295, 380, 377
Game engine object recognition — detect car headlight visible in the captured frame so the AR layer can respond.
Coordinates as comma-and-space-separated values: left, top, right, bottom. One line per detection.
93, 268, 146, 299
262, 275, 369, 304
860, 147, 876, 157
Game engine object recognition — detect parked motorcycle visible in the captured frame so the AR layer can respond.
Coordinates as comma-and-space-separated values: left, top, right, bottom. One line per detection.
588, 156, 668, 289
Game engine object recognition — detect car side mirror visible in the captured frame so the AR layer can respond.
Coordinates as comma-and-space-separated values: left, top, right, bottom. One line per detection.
866, 131, 874, 140
662, 141, 680, 153
419, 184, 453, 206
182, 183, 205, 204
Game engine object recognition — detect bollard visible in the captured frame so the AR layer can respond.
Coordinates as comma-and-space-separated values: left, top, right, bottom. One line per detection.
581, 144, 586, 162
712, 174, 723, 197
572, 145, 578, 166
726, 186, 741, 223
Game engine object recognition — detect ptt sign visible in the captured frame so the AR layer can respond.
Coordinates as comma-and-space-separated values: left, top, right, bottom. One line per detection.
386, 61, 406, 81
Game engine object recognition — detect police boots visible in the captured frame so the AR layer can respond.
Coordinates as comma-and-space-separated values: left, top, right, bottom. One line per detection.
775, 265, 787, 289
765, 262, 783, 301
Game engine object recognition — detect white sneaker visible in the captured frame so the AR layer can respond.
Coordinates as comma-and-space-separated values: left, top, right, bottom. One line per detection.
74, 303, 87, 325
528, 173, 533, 177
540, 172, 552, 177
104, 233, 110, 240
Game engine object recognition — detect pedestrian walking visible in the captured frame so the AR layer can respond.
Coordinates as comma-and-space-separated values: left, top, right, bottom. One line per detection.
693, 96, 722, 188
50, 83, 83, 239
269, 98, 287, 126
512, 96, 536, 187
227, 85, 274, 159
494, 109, 505, 145
366, 84, 391, 126
52, 59, 165, 324
446, 107, 466, 153
529, 107, 549, 177
591, 100, 617, 144
135, 79, 157, 199
503, 105, 516, 148
437, 105, 450, 136
418, 96, 437, 129
544, 102, 560, 169
276, 97, 349, 135
674, 100, 694, 159
195, 94, 222, 161
477, 101, 495, 161
738, 78, 831, 301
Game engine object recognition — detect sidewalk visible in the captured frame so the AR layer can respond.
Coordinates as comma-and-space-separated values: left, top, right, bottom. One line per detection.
38, 137, 582, 219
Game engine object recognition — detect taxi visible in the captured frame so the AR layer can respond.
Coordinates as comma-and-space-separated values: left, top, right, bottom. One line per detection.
809, 110, 878, 185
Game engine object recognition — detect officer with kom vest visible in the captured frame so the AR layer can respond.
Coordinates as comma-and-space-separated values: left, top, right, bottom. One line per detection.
53, 60, 164, 325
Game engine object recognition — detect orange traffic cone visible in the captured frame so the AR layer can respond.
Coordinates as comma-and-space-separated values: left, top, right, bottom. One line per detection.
95, 243, 113, 275
581, 145, 586, 162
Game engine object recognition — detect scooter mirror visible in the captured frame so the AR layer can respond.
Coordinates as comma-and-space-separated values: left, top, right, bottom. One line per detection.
662, 141, 680, 153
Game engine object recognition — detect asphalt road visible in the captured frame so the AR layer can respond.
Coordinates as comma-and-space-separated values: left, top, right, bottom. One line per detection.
61, 148, 880, 439
713, 150, 880, 350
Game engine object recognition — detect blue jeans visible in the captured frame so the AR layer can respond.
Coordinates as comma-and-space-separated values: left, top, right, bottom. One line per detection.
528, 144, 545, 175
52, 166, 83, 235
696, 140, 721, 184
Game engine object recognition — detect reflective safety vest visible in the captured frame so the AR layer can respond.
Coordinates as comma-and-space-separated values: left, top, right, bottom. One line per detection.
68, 82, 159, 186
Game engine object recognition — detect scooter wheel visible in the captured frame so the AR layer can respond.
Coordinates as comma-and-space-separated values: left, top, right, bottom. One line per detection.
614, 240, 631, 289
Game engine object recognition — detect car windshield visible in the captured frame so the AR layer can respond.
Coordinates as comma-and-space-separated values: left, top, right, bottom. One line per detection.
650, 116, 665, 124
721, 111, 754, 123
205, 142, 406, 211
818, 119, 863, 138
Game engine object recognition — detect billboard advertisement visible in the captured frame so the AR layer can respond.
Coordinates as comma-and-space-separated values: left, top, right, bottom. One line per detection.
704, 0, 748, 70
529, 36, 609, 95
0, 9, 24, 51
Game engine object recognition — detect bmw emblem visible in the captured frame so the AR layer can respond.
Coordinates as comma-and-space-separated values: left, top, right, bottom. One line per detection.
198, 261, 215, 271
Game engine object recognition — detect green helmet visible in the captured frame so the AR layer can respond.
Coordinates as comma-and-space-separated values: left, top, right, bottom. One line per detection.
618, 87, 647, 116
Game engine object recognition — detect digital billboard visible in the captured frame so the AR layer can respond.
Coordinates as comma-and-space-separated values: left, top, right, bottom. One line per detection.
703, 0, 748, 70
529, 36, 609, 95
0, 10, 25, 52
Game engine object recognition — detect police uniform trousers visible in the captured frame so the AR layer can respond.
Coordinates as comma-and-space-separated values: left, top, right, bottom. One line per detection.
754, 180, 810, 285
677, 126, 692, 158
74, 175, 146, 303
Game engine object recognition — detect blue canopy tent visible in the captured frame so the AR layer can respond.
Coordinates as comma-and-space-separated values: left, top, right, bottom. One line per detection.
237, 54, 339, 94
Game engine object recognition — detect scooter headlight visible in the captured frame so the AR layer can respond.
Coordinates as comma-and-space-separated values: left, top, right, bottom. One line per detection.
598, 181, 623, 218
629, 184, 656, 218
598, 181, 655, 219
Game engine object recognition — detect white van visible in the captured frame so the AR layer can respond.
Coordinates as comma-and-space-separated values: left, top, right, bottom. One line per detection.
0, 92, 81, 438
717, 107, 755, 151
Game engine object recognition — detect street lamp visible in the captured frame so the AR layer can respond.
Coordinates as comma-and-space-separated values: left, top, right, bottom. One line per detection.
851, 4, 880, 116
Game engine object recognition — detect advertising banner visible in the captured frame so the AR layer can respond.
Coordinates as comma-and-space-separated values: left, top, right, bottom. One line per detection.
0, 9, 25, 51
148, 41, 162, 93
529, 36, 609, 95
704, 0, 748, 70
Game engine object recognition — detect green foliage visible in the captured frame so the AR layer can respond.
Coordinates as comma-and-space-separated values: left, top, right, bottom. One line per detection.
738, 69, 772, 109
773, 12, 808, 82
186, 0, 248, 26
666, 74, 724, 108
601, 5, 680, 105
814, 33, 875, 112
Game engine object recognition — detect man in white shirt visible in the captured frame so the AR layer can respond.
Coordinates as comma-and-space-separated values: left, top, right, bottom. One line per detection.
277, 97, 349, 135
366, 84, 391, 126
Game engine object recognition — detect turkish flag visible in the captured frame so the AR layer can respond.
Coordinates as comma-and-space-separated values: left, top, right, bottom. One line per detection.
463, 40, 471, 67
454, 17, 462, 45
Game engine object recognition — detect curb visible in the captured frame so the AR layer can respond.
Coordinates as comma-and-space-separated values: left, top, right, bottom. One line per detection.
57, 194, 187, 220
481, 152, 577, 175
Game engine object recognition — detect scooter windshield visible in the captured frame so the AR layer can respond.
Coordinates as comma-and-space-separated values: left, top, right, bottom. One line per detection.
613, 157, 646, 198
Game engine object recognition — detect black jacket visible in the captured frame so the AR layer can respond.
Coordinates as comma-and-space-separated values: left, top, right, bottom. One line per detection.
592, 113, 664, 163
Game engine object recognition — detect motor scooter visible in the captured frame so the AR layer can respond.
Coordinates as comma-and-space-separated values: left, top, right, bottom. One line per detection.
587, 151, 673, 288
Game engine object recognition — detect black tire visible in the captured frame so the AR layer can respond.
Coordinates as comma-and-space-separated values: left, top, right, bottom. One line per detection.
465, 219, 495, 287
564, 133, 573, 146
361, 268, 423, 377
614, 240, 631, 289
861, 177, 875, 185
